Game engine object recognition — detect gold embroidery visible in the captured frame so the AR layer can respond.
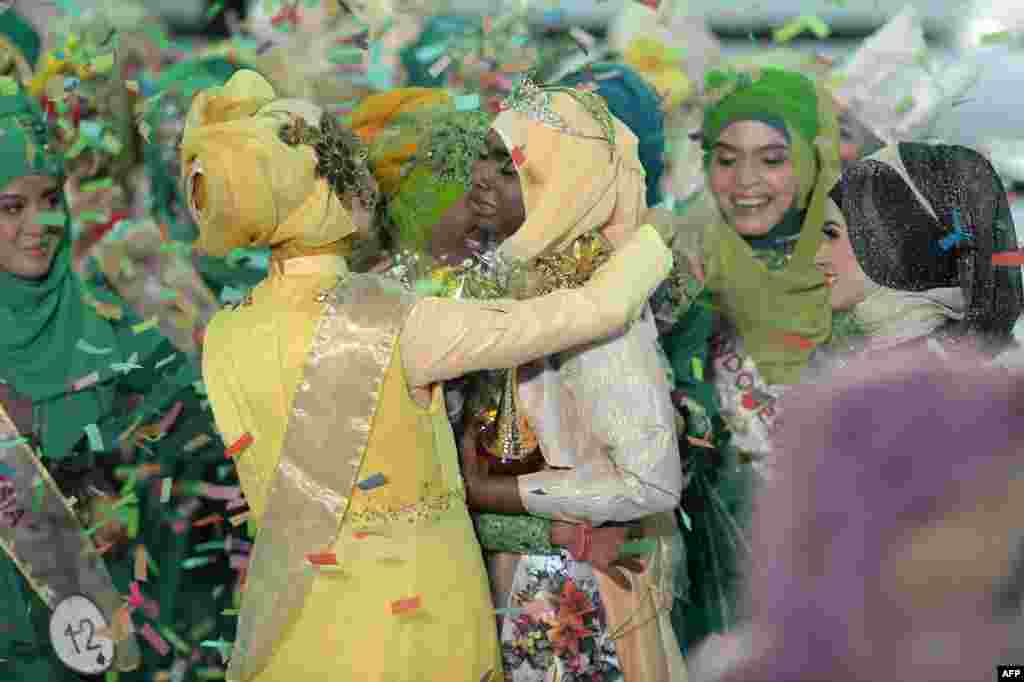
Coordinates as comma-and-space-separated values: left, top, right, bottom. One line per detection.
347, 487, 466, 528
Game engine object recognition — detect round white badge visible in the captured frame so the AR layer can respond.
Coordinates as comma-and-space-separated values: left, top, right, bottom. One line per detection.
49, 594, 115, 675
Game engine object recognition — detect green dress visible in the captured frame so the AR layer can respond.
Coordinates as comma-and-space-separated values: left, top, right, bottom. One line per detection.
0, 292, 241, 681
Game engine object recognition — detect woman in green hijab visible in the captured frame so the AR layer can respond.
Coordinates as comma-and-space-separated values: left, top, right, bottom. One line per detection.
656, 66, 841, 654
0, 88, 237, 681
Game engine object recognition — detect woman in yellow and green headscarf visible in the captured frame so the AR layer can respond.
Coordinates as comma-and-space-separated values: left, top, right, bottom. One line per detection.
0, 8, 40, 84
188, 68, 673, 682
659, 66, 841, 654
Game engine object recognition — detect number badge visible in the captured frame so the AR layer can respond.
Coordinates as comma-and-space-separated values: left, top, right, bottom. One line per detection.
49, 594, 115, 675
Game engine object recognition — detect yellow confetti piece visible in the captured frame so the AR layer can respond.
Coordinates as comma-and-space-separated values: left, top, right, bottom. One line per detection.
229, 511, 250, 527
135, 544, 148, 581
773, 15, 831, 43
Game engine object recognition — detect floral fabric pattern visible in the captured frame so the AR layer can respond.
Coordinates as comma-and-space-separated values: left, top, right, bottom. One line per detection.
501, 554, 623, 682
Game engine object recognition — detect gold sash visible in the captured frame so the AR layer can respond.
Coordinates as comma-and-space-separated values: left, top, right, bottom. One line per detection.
228, 273, 416, 681
0, 405, 141, 672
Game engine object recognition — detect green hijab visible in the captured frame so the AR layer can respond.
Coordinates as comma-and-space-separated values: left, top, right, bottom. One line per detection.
384, 109, 490, 253
0, 9, 40, 70
0, 93, 135, 459
699, 67, 841, 385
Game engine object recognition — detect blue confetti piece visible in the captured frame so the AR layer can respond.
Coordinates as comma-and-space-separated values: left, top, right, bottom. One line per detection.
415, 42, 448, 63
938, 208, 973, 252
455, 94, 480, 111
0, 463, 15, 478
510, 35, 530, 47
357, 473, 387, 491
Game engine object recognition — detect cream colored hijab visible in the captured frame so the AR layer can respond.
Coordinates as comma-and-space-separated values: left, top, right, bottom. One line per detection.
493, 86, 647, 262
180, 69, 358, 259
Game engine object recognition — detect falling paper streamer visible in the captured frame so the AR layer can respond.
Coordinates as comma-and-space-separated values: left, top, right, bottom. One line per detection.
76, 339, 114, 355
992, 250, 1024, 266
428, 55, 452, 78
132, 317, 160, 334
160, 478, 172, 504
84, 424, 104, 452
356, 473, 387, 491
139, 623, 171, 657
135, 544, 148, 582
773, 15, 831, 43
390, 595, 421, 615
71, 371, 100, 392
224, 433, 253, 459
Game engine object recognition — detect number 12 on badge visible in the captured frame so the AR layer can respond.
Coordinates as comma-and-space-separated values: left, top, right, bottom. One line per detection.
49, 594, 115, 675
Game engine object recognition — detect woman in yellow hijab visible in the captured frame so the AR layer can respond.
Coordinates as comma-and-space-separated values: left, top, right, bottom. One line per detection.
185, 69, 675, 682
459, 78, 687, 682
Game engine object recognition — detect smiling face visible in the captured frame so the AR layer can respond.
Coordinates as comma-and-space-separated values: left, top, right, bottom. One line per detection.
707, 120, 801, 237
814, 200, 873, 311
0, 175, 65, 281
467, 129, 526, 248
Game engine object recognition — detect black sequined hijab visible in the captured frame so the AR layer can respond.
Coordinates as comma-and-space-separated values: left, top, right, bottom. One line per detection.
831, 142, 1023, 350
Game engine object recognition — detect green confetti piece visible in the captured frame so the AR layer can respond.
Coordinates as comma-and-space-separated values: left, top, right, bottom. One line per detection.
895, 95, 915, 114
158, 289, 179, 302
207, 1, 225, 20
35, 211, 66, 227
76, 339, 114, 355
221, 609, 239, 616
90, 54, 115, 75
84, 424, 104, 452
182, 556, 216, 570
680, 509, 692, 532
0, 436, 28, 449
194, 540, 227, 553
618, 538, 658, 557
0, 77, 18, 96
195, 668, 226, 680
192, 381, 207, 395
32, 478, 44, 513
329, 46, 365, 65
81, 177, 114, 193
77, 211, 110, 225
981, 31, 1013, 44
106, 671, 119, 682
691, 357, 704, 382
773, 15, 830, 43
159, 626, 192, 654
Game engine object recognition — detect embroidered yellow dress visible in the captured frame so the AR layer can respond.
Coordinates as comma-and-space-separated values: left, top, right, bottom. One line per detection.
204, 255, 499, 680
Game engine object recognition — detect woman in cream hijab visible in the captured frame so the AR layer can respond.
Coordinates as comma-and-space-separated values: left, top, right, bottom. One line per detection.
461, 78, 686, 682
184, 69, 673, 682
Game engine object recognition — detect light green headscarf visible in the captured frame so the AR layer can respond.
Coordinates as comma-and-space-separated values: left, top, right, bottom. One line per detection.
0, 92, 139, 459
381, 108, 491, 253
699, 67, 841, 385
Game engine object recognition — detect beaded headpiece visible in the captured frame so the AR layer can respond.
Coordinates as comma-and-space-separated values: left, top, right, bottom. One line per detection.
279, 112, 378, 212
499, 75, 617, 153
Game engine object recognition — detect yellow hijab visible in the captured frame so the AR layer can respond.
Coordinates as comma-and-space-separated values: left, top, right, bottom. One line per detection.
180, 69, 358, 259
494, 86, 647, 262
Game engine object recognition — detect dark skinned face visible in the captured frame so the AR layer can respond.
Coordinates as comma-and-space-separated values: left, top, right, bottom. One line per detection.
467, 130, 526, 248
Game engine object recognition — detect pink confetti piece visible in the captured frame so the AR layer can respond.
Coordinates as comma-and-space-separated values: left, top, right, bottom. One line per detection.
230, 555, 249, 571
172, 520, 188, 535
201, 485, 241, 501
139, 622, 171, 657
71, 371, 100, 392
128, 581, 145, 609
192, 514, 223, 528
428, 55, 451, 78
226, 497, 248, 511
390, 595, 421, 615
155, 401, 184, 436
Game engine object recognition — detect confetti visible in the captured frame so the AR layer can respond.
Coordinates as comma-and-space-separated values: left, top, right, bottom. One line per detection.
773, 15, 831, 43
679, 508, 693, 531
356, 473, 387, 491
227, 497, 248, 512
691, 357, 704, 382
306, 552, 337, 566
992, 250, 1024, 266
84, 423, 104, 452
225, 433, 253, 459
390, 595, 421, 615
895, 96, 915, 115
135, 544, 148, 582
569, 27, 596, 53
182, 556, 216, 570
35, 211, 66, 226
779, 333, 815, 350
76, 339, 113, 356
618, 538, 658, 557
132, 317, 160, 334
81, 177, 114, 193
207, 1, 226, 21
192, 514, 224, 528
139, 623, 171, 657
159, 626, 191, 655
202, 485, 240, 501
184, 434, 213, 453
160, 478, 172, 504
155, 354, 177, 370
455, 94, 480, 111
428, 55, 452, 78
0, 437, 27, 450
415, 42, 448, 64
71, 371, 100, 392
510, 145, 526, 167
